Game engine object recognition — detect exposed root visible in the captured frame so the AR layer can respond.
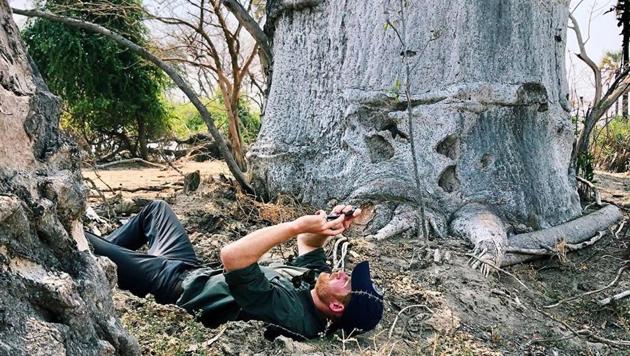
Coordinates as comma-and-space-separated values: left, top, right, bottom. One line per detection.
450, 204, 507, 275
503, 204, 623, 266
365, 208, 415, 241
504, 230, 606, 257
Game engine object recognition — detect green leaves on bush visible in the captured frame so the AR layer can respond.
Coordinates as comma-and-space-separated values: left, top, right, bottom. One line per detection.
22, 0, 169, 157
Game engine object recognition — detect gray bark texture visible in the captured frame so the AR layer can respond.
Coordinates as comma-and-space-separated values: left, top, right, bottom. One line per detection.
0, 2, 138, 355
250, 0, 583, 245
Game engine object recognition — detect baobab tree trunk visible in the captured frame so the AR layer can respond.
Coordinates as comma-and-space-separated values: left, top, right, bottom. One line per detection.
249, 0, 619, 267
0, 2, 138, 354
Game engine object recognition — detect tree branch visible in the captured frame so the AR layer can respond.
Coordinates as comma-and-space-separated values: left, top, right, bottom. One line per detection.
221, 0, 271, 66
12, 7, 254, 195
568, 12, 602, 106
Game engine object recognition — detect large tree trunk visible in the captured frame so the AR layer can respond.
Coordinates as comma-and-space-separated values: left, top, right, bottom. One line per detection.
0, 3, 138, 354
250, 0, 587, 263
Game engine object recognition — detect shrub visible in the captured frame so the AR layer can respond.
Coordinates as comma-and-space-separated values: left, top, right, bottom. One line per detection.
592, 115, 630, 173
167, 94, 261, 145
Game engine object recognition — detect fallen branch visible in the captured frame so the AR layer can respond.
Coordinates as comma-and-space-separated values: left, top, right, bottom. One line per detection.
95, 158, 165, 170
544, 263, 629, 308
503, 205, 622, 266
598, 289, 630, 306
116, 184, 182, 193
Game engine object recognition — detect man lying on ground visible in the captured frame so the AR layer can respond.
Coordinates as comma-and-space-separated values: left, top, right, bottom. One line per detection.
85, 200, 384, 339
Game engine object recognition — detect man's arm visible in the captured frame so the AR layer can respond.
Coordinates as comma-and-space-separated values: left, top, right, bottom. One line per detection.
220, 211, 346, 271
297, 205, 361, 256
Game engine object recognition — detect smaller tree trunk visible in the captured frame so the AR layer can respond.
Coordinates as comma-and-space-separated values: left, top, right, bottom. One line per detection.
225, 94, 247, 171
137, 117, 148, 160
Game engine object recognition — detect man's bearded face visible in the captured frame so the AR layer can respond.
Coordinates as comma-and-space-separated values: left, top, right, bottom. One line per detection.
315, 271, 352, 306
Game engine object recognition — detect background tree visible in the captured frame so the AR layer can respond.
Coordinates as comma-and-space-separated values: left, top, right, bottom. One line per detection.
570, 3, 630, 177
22, 0, 169, 161
147, 0, 266, 171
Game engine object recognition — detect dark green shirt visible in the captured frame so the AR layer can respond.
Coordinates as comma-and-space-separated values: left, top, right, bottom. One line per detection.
176, 248, 331, 339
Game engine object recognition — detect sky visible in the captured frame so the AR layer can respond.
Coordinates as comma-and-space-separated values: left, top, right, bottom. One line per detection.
8, 0, 623, 108
566, 0, 620, 107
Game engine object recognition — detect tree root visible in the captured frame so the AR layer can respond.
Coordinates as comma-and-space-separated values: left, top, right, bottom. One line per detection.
365, 205, 447, 241
450, 204, 507, 275
502, 204, 623, 266
365, 209, 415, 241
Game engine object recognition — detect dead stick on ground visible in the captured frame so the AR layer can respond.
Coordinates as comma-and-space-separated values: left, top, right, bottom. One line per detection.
544, 263, 629, 308
86, 160, 115, 194
536, 308, 630, 348
205, 326, 227, 346
598, 289, 630, 306
83, 177, 114, 218
96, 158, 165, 170
158, 146, 185, 177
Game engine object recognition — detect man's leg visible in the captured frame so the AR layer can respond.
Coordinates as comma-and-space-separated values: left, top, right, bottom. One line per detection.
106, 200, 199, 266
86, 231, 167, 298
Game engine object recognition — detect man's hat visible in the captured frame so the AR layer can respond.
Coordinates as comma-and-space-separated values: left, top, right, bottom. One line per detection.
339, 261, 384, 334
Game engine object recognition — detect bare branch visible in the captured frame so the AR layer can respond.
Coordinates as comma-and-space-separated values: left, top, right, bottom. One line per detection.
221, 0, 271, 66
568, 12, 602, 106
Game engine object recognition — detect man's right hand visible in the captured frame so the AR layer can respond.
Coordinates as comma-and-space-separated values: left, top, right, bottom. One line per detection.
294, 211, 346, 236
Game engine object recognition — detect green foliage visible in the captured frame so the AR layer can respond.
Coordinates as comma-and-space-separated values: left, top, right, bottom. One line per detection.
592, 115, 630, 172
168, 94, 261, 144
22, 0, 169, 154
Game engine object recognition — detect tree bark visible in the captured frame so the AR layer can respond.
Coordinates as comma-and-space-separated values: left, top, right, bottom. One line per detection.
225, 95, 247, 171
136, 117, 148, 160
251, 0, 586, 264
0, 1, 138, 354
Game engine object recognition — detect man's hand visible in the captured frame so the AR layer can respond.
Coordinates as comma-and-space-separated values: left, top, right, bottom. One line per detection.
296, 205, 362, 255
295, 211, 346, 236
330, 204, 362, 230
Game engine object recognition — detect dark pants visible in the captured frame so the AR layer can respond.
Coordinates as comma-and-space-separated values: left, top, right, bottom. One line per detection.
85, 200, 200, 304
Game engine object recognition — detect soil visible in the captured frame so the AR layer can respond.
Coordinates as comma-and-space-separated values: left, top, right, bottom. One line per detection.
83, 161, 630, 355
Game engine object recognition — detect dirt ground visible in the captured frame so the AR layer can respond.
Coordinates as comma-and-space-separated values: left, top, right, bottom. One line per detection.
82, 161, 630, 355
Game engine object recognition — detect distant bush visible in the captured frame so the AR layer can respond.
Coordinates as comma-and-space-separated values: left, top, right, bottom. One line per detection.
168, 94, 261, 145
592, 115, 629, 172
